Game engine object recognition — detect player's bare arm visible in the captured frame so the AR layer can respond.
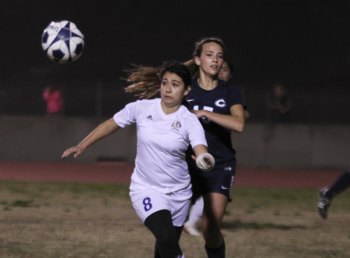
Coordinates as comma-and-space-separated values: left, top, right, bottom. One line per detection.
192, 144, 208, 157
193, 104, 245, 133
61, 118, 119, 159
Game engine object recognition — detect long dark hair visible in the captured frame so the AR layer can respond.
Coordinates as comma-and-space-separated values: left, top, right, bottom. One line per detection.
160, 60, 191, 89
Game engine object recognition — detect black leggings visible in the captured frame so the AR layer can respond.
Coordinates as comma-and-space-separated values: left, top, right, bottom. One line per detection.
144, 209, 183, 258
328, 171, 350, 198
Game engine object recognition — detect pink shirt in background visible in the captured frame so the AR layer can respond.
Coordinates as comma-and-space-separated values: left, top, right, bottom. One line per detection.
42, 88, 63, 115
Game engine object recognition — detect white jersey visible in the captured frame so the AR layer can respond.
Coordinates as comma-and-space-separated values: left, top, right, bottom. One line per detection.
113, 98, 207, 194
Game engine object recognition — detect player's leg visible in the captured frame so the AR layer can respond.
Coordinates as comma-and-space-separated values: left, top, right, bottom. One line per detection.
325, 171, 350, 198
130, 188, 187, 258
318, 171, 350, 219
199, 161, 235, 258
184, 160, 203, 236
184, 196, 204, 236
145, 210, 183, 258
153, 224, 184, 258
202, 193, 227, 258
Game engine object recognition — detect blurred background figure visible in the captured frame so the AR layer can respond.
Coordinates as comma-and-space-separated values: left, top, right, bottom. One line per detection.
219, 60, 250, 119
218, 59, 233, 82
267, 83, 292, 123
42, 85, 64, 116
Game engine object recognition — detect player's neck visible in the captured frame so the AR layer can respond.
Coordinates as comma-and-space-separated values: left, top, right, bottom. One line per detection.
160, 101, 180, 115
197, 75, 218, 91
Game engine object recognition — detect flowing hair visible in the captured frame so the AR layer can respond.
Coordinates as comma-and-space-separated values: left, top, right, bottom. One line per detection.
123, 36, 225, 99
124, 64, 161, 99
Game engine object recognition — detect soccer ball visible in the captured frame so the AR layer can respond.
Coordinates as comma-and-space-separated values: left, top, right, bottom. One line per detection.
41, 20, 84, 64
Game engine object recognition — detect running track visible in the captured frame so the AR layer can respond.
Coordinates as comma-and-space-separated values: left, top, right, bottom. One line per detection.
0, 161, 341, 189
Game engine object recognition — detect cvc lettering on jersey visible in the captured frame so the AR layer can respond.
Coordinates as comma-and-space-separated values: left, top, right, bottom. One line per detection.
215, 99, 226, 108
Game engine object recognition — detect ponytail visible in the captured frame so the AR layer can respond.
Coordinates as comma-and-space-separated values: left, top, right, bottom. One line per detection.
123, 60, 197, 99
124, 65, 162, 99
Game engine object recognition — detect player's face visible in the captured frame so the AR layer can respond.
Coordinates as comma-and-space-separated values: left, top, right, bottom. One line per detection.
160, 72, 190, 109
218, 62, 232, 82
195, 42, 224, 78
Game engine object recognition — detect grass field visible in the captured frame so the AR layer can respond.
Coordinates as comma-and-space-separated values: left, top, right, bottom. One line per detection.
0, 181, 349, 258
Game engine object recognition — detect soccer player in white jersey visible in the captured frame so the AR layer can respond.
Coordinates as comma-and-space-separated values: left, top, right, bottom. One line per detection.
61, 61, 215, 258
122, 38, 246, 257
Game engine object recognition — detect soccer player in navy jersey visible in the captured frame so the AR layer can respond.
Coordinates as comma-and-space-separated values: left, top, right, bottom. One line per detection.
184, 58, 249, 240
61, 61, 215, 258
183, 37, 245, 258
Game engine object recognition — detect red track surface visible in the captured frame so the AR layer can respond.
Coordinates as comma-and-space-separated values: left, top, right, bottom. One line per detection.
0, 161, 341, 189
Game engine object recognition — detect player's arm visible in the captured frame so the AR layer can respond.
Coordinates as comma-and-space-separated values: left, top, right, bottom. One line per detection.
61, 118, 120, 159
193, 104, 245, 133
192, 144, 215, 172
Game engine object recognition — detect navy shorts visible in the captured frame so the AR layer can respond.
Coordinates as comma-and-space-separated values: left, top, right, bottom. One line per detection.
190, 160, 236, 201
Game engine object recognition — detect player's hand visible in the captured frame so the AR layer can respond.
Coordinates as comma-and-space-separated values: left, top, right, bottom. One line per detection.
195, 153, 215, 172
61, 146, 84, 159
192, 110, 211, 123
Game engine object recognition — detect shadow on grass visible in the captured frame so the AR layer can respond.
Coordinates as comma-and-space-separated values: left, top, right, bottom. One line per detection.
223, 219, 307, 230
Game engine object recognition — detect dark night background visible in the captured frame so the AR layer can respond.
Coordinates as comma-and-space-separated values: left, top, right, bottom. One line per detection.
0, 0, 349, 120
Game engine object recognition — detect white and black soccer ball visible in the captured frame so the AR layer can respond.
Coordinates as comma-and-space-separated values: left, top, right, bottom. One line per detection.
41, 20, 84, 64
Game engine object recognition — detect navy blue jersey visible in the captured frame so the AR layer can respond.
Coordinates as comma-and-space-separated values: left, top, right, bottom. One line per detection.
186, 79, 243, 164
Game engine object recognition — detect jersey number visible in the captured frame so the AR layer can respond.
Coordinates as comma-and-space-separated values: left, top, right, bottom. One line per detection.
193, 105, 214, 112
143, 197, 153, 211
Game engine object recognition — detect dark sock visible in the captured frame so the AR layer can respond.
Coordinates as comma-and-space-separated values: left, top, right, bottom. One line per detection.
327, 171, 350, 199
205, 241, 225, 258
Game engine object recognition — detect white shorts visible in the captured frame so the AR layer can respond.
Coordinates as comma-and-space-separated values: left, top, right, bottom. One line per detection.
130, 187, 192, 227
